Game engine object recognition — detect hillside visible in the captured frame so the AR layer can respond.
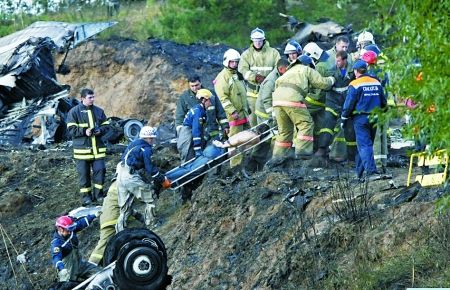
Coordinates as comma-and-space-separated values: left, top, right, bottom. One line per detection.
0, 38, 449, 289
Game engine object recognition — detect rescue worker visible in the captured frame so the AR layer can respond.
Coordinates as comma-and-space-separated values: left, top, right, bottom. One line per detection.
326, 35, 351, 69
250, 58, 290, 170
302, 42, 333, 152
214, 48, 250, 168
317, 50, 357, 162
177, 88, 214, 162
67, 88, 110, 206
238, 28, 281, 127
284, 40, 302, 63
175, 74, 229, 146
51, 214, 100, 282
362, 49, 391, 173
268, 58, 335, 165
341, 60, 387, 180
352, 31, 376, 61
116, 126, 171, 232
88, 180, 145, 265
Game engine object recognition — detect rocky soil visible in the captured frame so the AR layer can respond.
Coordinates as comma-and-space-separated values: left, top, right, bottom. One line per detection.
0, 38, 449, 290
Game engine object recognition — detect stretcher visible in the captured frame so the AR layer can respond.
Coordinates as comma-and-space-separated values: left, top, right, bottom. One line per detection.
167, 122, 277, 190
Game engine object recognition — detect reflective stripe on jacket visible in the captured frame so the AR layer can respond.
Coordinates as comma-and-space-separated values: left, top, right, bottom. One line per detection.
182, 104, 207, 150
342, 74, 386, 118
214, 68, 249, 121
175, 88, 229, 131
50, 214, 96, 271
238, 41, 281, 90
67, 104, 109, 160
121, 139, 160, 177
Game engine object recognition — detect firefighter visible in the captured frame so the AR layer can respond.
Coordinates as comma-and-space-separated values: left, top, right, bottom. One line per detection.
238, 28, 281, 127
116, 126, 171, 232
175, 74, 229, 147
284, 40, 302, 63
317, 50, 357, 162
341, 60, 387, 180
302, 42, 333, 152
88, 180, 145, 265
214, 48, 250, 168
268, 58, 335, 166
51, 214, 100, 282
352, 31, 377, 61
249, 58, 290, 170
67, 88, 110, 206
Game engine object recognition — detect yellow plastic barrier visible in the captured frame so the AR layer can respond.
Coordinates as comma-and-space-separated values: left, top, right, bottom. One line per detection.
407, 149, 448, 186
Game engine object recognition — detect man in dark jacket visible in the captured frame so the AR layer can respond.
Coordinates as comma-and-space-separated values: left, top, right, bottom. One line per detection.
175, 74, 229, 145
67, 88, 110, 205
116, 126, 170, 231
341, 60, 387, 180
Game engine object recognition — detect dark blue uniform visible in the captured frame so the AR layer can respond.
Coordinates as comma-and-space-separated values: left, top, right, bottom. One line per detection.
121, 139, 162, 183
182, 104, 207, 153
51, 214, 96, 271
342, 74, 386, 178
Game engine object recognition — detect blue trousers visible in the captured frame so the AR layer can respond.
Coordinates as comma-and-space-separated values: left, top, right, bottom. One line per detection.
353, 115, 378, 178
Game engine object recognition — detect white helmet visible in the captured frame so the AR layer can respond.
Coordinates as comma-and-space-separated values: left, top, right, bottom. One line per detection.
139, 126, 157, 139
250, 27, 265, 40
223, 49, 241, 67
357, 31, 374, 45
284, 40, 302, 54
303, 42, 329, 62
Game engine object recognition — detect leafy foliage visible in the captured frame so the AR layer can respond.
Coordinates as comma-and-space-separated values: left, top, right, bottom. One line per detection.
149, 0, 286, 47
372, 0, 450, 152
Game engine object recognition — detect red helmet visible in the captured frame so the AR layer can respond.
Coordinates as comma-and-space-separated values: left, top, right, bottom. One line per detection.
361, 51, 377, 65
55, 216, 74, 230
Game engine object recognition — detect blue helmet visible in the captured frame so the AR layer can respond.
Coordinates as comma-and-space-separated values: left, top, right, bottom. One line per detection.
284, 40, 302, 55
298, 55, 315, 69
364, 44, 381, 56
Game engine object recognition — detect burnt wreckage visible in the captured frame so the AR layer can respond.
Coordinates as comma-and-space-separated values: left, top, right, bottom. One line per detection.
0, 21, 144, 146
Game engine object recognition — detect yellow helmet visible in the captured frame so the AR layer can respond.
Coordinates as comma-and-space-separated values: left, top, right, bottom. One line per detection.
196, 89, 212, 100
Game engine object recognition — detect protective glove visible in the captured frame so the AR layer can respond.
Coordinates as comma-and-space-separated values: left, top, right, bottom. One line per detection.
161, 177, 172, 189
195, 149, 203, 157
255, 74, 265, 84
58, 268, 70, 282
328, 76, 336, 86
231, 111, 239, 120
94, 210, 103, 218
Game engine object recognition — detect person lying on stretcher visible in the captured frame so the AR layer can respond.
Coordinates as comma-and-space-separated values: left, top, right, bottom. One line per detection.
166, 123, 271, 185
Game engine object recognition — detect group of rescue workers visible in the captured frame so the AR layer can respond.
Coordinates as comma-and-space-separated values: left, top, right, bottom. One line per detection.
50, 27, 390, 284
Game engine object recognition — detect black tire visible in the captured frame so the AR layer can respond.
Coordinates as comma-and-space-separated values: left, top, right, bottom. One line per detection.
113, 240, 168, 290
123, 119, 143, 141
103, 228, 167, 266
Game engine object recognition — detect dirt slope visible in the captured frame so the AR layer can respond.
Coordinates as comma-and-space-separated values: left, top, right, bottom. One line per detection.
0, 143, 448, 289
56, 38, 229, 124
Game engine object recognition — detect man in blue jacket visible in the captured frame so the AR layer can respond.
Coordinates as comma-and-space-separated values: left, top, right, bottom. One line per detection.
116, 126, 170, 231
51, 214, 100, 282
176, 89, 214, 163
341, 60, 387, 180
